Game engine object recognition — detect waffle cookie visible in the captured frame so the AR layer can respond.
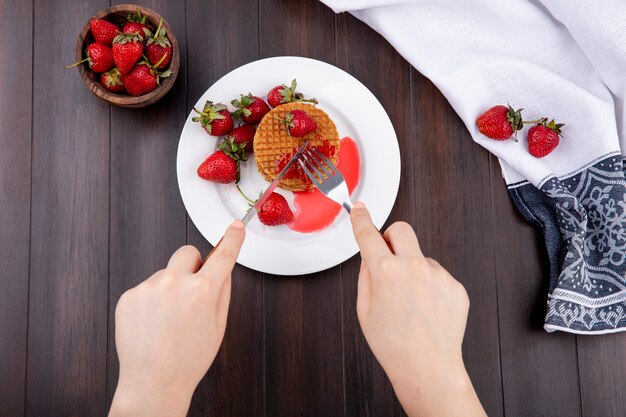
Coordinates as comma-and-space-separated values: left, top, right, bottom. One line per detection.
254, 102, 340, 191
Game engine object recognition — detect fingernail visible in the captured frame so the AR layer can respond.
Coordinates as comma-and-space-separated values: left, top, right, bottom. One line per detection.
353, 201, 366, 210
230, 220, 244, 229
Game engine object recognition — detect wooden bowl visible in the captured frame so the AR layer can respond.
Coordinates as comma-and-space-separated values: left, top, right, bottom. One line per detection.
74, 4, 180, 108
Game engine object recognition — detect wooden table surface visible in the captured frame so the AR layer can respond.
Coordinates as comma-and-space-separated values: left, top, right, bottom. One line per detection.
2, 1, 625, 416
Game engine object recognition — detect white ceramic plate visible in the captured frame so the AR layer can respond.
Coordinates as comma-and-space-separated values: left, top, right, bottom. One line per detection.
177, 56, 400, 275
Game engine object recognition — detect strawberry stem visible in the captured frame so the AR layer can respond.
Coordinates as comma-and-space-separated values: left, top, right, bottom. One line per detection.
236, 184, 256, 204
153, 52, 168, 68
153, 18, 163, 39
65, 57, 89, 69
295, 97, 318, 105
142, 52, 168, 72
523, 118, 545, 125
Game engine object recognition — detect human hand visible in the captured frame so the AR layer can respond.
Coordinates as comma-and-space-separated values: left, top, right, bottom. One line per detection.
108, 220, 245, 417
350, 203, 486, 417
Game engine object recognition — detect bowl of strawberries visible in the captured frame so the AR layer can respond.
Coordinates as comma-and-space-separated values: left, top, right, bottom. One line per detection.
67, 4, 179, 108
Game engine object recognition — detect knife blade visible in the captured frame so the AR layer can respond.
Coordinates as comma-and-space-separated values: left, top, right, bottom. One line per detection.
241, 140, 310, 225
207, 140, 310, 258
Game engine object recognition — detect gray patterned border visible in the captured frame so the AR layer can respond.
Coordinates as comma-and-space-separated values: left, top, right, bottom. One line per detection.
509, 155, 626, 333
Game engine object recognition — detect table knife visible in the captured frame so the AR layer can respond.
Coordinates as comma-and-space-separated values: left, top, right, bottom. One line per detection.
208, 140, 310, 256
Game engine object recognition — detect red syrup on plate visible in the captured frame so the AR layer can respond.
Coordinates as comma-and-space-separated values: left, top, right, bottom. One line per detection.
288, 137, 361, 233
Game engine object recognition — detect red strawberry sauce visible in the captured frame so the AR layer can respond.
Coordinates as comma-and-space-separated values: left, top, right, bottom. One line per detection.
287, 137, 361, 233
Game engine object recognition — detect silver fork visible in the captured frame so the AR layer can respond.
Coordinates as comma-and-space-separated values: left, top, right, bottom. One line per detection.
298, 146, 354, 213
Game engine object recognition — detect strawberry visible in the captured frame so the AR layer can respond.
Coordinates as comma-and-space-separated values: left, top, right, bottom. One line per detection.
145, 18, 172, 69
231, 94, 270, 125
112, 32, 143, 74
197, 139, 247, 184
121, 56, 172, 96
266, 79, 318, 108
192, 101, 234, 136
123, 22, 152, 40
227, 125, 256, 152
124, 9, 153, 38
476, 105, 524, 141
257, 193, 294, 226
527, 119, 564, 158
89, 18, 119, 46
100, 67, 125, 93
65, 43, 114, 73
278, 110, 317, 137
197, 151, 238, 184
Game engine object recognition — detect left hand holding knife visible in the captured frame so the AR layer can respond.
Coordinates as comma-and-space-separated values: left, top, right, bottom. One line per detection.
110, 220, 245, 417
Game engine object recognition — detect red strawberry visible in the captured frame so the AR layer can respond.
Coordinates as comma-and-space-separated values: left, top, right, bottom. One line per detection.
266, 79, 318, 108
89, 18, 119, 46
112, 32, 143, 74
145, 18, 172, 69
227, 125, 256, 152
192, 101, 234, 136
279, 110, 317, 137
123, 22, 152, 40
125, 9, 152, 38
231, 94, 270, 125
197, 151, 238, 184
100, 67, 125, 93
527, 119, 564, 158
65, 43, 114, 73
476, 105, 524, 140
257, 193, 294, 226
197, 138, 247, 184
121, 57, 172, 96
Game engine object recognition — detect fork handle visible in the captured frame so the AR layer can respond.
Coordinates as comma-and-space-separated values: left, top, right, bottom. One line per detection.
343, 201, 353, 213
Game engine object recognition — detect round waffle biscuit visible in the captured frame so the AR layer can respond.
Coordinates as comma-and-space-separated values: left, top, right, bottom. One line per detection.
254, 102, 340, 191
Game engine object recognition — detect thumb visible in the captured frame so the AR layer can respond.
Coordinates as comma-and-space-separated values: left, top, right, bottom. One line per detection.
199, 220, 246, 283
350, 202, 390, 265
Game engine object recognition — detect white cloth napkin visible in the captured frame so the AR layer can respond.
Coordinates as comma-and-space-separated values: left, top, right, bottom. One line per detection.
321, 0, 626, 334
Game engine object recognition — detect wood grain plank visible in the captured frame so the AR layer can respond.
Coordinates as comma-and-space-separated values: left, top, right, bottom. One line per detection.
577, 334, 626, 417
490, 157, 581, 417
26, 1, 110, 415
185, 1, 264, 416
259, 1, 344, 416
106, 0, 189, 408
411, 74, 504, 417
0, 1, 32, 416
263, 274, 344, 417
335, 13, 410, 417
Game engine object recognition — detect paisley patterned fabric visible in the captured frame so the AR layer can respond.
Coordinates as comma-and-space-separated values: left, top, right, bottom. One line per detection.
510, 153, 626, 333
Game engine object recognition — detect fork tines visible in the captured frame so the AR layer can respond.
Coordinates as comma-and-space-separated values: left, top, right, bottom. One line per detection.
298, 145, 353, 213
299, 147, 338, 183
